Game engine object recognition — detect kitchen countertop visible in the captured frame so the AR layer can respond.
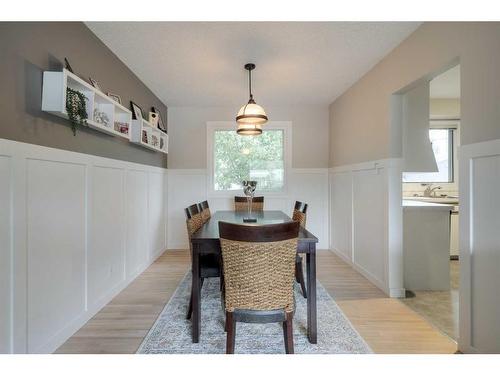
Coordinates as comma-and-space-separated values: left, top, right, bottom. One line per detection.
403, 196, 459, 205
403, 199, 454, 210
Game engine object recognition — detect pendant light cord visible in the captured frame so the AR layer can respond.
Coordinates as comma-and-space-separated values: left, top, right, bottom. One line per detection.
248, 68, 253, 101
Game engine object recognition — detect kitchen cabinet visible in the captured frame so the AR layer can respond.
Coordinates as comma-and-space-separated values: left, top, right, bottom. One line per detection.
403, 200, 453, 291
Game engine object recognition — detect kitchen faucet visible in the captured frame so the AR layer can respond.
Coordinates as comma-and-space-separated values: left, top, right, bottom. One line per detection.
422, 183, 442, 198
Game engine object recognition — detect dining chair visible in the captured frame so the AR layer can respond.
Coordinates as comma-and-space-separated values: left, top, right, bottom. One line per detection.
292, 201, 308, 298
185, 203, 221, 320
219, 221, 300, 354
234, 196, 264, 212
198, 200, 211, 223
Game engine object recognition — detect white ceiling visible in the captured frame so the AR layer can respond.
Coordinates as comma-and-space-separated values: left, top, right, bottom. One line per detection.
430, 65, 460, 99
86, 22, 421, 107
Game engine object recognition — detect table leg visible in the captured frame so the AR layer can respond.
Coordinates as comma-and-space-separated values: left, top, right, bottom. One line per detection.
191, 242, 201, 343
306, 243, 317, 344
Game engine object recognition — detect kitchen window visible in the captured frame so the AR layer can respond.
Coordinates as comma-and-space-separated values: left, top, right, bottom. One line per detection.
403, 128, 455, 183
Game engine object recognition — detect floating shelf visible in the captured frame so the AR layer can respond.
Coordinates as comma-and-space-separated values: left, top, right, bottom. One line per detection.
130, 119, 168, 154
42, 69, 132, 140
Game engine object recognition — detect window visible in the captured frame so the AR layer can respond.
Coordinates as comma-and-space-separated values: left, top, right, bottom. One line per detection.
403, 128, 454, 183
212, 129, 284, 191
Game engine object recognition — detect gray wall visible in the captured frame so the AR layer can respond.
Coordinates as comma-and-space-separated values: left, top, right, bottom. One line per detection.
168, 106, 329, 169
0, 22, 168, 168
329, 22, 500, 167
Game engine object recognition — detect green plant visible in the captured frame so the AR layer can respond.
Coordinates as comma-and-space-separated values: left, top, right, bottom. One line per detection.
213, 129, 284, 191
65, 87, 88, 135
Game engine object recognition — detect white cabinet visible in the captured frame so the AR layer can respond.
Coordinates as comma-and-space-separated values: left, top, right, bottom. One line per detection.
403, 200, 453, 291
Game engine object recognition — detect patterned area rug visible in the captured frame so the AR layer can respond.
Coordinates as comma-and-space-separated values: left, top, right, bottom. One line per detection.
137, 273, 372, 354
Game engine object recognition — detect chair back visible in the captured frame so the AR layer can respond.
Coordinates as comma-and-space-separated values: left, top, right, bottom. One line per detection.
234, 196, 264, 212
185, 204, 203, 256
219, 221, 299, 313
198, 200, 211, 223
292, 201, 308, 228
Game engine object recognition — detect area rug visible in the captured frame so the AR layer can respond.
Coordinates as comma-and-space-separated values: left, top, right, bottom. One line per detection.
137, 273, 372, 354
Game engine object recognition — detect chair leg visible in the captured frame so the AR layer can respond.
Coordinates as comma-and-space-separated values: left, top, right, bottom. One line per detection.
283, 312, 294, 354
296, 259, 307, 298
187, 277, 204, 319
219, 256, 224, 292
186, 292, 193, 320
226, 311, 236, 354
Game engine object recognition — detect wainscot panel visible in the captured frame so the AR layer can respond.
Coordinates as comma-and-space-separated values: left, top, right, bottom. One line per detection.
167, 168, 330, 250
0, 138, 168, 353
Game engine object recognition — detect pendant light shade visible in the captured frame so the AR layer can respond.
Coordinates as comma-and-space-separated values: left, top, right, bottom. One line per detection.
236, 63, 268, 135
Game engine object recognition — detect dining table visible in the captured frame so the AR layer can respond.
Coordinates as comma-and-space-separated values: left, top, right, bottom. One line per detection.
189, 210, 319, 344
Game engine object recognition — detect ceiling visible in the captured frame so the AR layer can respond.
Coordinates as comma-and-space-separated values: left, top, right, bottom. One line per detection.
430, 65, 460, 99
86, 22, 421, 107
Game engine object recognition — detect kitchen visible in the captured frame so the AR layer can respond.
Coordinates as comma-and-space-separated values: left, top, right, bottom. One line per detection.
400, 65, 460, 340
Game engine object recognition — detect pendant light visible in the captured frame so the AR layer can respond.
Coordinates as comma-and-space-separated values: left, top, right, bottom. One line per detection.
236, 63, 268, 135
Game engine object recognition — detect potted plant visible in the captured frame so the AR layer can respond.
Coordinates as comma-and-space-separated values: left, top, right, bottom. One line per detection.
65, 87, 88, 135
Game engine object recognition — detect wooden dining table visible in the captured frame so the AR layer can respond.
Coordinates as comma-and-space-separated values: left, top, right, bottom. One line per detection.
190, 210, 319, 344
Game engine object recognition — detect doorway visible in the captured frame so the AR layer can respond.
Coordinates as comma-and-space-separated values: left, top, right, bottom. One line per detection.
398, 65, 461, 340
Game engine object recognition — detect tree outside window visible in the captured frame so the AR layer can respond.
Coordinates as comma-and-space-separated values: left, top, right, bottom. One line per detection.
213, 129, 284, 191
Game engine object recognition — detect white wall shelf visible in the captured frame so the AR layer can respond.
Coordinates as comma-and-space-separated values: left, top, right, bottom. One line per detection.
42, 69, 132, 140
130, 119, 168, 154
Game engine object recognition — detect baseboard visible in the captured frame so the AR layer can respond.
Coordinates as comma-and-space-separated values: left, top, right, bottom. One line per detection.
34, 248, 167, 353
329, 248, 389, 296
389, 288, 406, 298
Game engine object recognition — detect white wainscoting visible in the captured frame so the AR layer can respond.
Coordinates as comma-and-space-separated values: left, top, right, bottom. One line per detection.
0, 155, 12, 353
329, 159, 404, 297
0, 139, 168, 354
167, 168, 330, 250
459, 138, 500, 354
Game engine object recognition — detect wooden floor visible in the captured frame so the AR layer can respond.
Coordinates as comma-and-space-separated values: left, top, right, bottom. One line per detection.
56, 249, 457, 354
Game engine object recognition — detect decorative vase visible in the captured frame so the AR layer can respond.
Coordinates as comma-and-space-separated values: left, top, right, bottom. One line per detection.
242, 180, 257, 222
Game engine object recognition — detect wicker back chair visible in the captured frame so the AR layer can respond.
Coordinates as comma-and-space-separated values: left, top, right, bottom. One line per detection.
292, 201, 308, 228
185, 204, 221, 320
234, 196, 264, 212
292, 201, 308, 298
198, 200, 211, 223
219, 221, 300, 354
185, 204, 203, 247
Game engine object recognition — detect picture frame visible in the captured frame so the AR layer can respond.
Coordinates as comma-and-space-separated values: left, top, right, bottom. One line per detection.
89, 77, 102, 91
64, 58, 74, 73
152, 106, 167, 133
148, 111, 159, 126
107, 92, 122, 104
130, 101, 143, 120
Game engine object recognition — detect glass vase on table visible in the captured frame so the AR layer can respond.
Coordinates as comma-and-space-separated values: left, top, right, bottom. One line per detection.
242, 180, 257, 223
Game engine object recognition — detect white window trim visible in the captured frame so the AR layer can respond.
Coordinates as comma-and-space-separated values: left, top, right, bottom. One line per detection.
402, 120, 460, 193
206, 121, 292, 198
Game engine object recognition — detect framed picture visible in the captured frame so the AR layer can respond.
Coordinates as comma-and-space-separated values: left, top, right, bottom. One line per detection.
148, 111, 159, 126
64, 58, 74, 73
107, 92, 122, 104
151, 106, 167, 133
130, 101, 143, 120
89, 77, 102, 91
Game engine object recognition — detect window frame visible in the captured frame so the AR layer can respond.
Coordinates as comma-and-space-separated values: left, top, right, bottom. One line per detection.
206, 121, 292, 198
402, 119, 460, 189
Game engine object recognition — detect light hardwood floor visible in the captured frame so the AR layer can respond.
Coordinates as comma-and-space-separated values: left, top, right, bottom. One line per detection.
56, 249, 457, 354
